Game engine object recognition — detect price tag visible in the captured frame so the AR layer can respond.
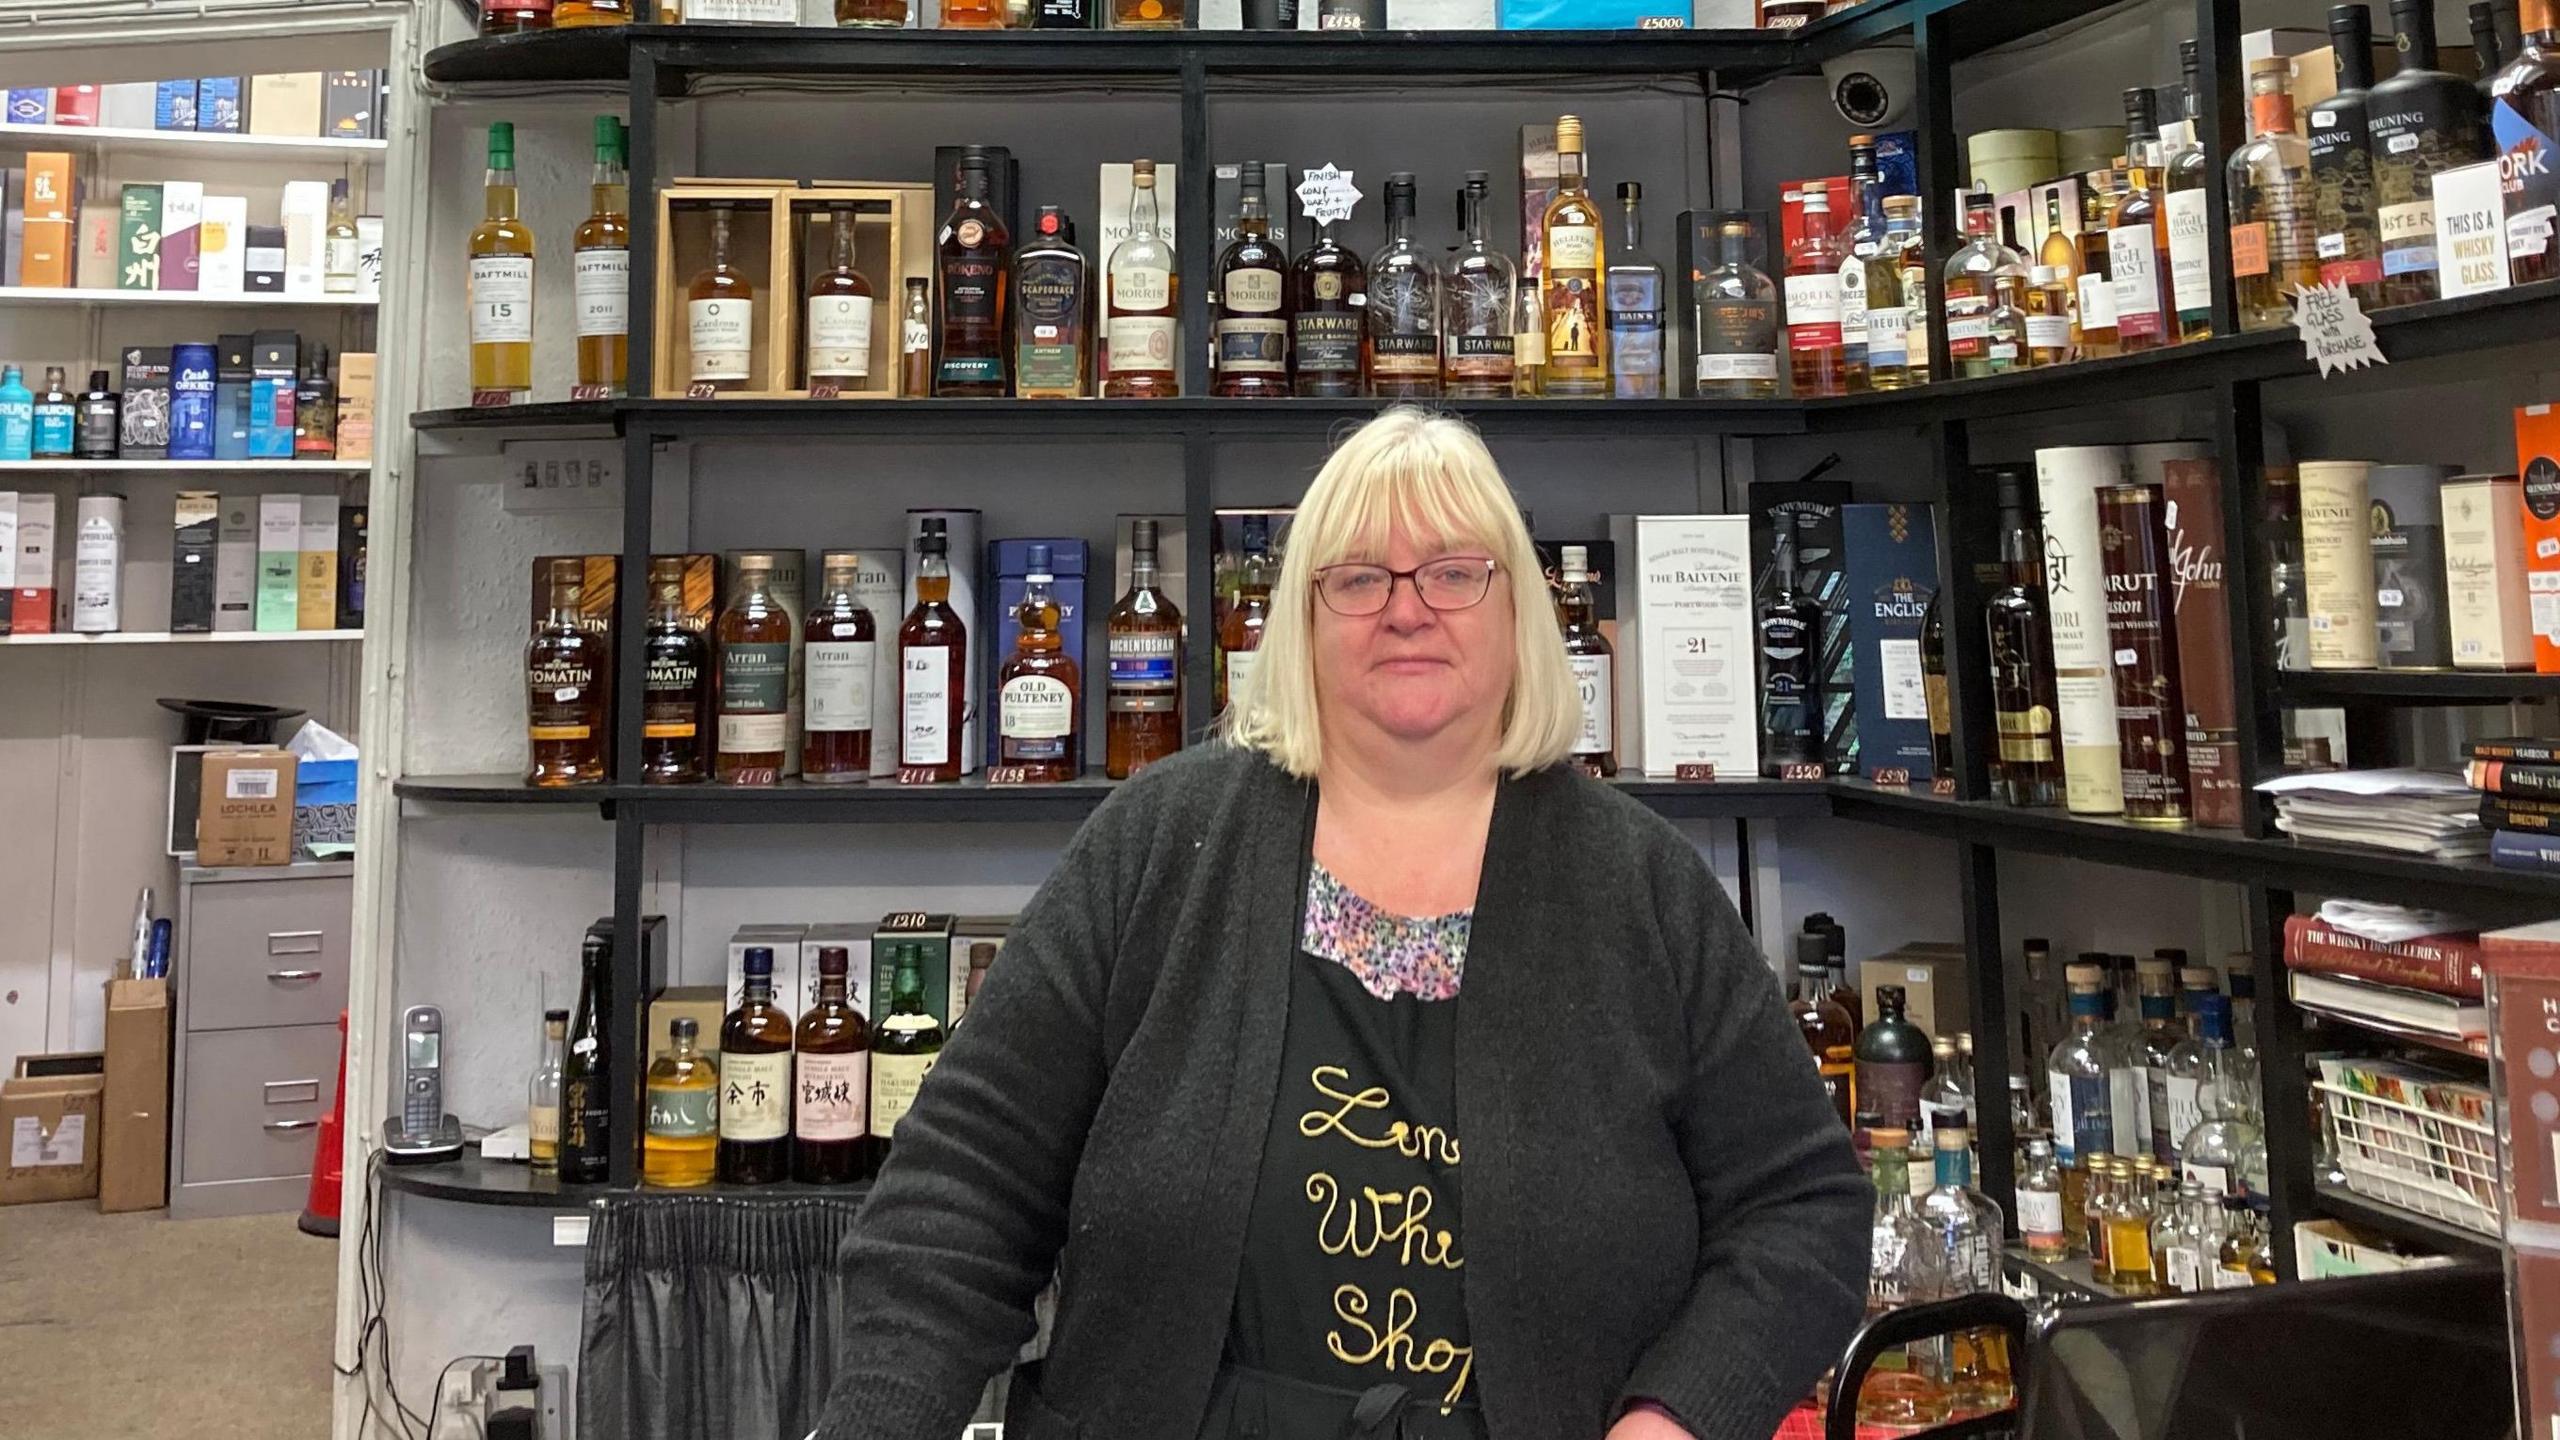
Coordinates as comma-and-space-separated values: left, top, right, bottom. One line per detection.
469, 389, 518, 409
984, 766, 1038, 787
1930, 777, 1958, 797
1573, 760, 1606, 780
896, 766, 947, 786
809, 380, 843, 400
568, 383, 614, 402
1871, 766, 1912, 787
1673, 762, 1717, 781
2291, 280, 2387, 378
1295, 164, 1362, 228
1780, 762, 1827, 781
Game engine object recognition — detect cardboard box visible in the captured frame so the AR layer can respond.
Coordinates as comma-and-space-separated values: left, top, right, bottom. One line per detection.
280, 180, 327, 297
75, 185, 117, 290
6, 88, 49, 125
2, 1052, 105, 1206
196, 77, 243, 133
12, 490, 57, 635
196, 748, 295, 865
802, 922, 877, 1019
323, 72, 374, 140
336, 351, 376, 463
298, 494, 339, 630
2, 167, 21, 286
1841, 503, 1941, 781
248, 73, 323, 138
154, 79, 198, 131
245, 223, 284, 294
338, 505, 366, 630
214, 494, 256, 632
874, 912, 956, 1029
117, 182, 161, 290
647, 986, 729, 1061
951, 916, 1011, 1027
2444, 473, 2536, 669
98, 83, 153, 130
98, 979, 171, 1213
171, 490, 218, 632
119, 346, 172, 459
198, 193, 246, 296
2516, 405, 2560, 672
159, 179, 202, 292
1751, 480, 1857, 773
50, 85, 98, 127
21, 152, 72, 289
1858, 943, 1966, 1043
1607, 513, 1759, 778
254, 495, 301, 632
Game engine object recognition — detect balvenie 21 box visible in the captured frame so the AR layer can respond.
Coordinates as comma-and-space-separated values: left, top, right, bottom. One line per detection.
1607, 513, 1759, 778
1841, 503, 1940, 782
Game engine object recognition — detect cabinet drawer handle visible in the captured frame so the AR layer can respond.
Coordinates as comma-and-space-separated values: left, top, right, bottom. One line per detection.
266, 930, 324, 956
263, 1119, 318, 1132
267, 969, 324, 982
263, 1078, 321, 1105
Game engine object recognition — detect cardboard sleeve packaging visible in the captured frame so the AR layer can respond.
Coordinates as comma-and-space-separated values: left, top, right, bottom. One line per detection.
99, 979, 171, 1213
197, 748, 297, 866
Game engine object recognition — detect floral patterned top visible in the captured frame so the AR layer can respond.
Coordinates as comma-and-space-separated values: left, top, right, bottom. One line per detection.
1299, 860, 1473, 1002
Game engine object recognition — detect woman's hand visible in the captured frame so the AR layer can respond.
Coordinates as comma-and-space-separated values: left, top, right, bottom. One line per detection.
1607, 1401, 1695, 1440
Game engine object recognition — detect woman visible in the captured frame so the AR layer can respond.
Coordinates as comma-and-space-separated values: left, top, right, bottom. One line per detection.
816, 408, 1868, 1440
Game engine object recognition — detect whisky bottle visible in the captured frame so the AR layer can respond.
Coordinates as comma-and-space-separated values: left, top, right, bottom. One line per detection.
324, 180, 360, 295
794, 946, 871, 1185
687, 203, 755, 393
2480, 0, 2512, 88
942, 0, 1004, 27
1785, 186, 1848, 397
1014, 206, 1088, 399
1212, 167, 1291, 398
2110, 90, 2173, 352
74, 370, 117, 460
1986, 471, 2063, 807
998, 544, 1082, 782
1898, 196, 1935, 382
2098, 484, 2193, 825
867, 942, 945, 1173
1835, 137, 1881, 393
1989, 273, 2031, 372
2312, 5, 2387, 301
1942, 192, 2025, 379
2075, 179, 2122, 358
1107, 518, 1183, 780
1104, 159, 1179, 399
2165, 41, 2217, 342
527, 557, 608, 787
804, 551, 877, 785
806, 201, 876, 393
467, 122, 535, 403
1513, 277, 1547, 396
1540, 115, 1610, 397
1368, 173, 1442, 399
1695, 211, 1780, 398
560, 930, 611, 1184
2227, 58, 2323, 332
1114, 0, 1183, 25
2035, 192, 2079, 343
1862, 198, 1914, 390
1558, 544, 1616, 775
900, 278, 932, 398
641, 557, 708, 784
2371, 0, 2489, 304
1443, 172, 1518, 399
556, 0, 631, 24
936, 148, 1012, 396
1217, 515, 1275, 715
2492, 0, 2560, 282
1606, 181, 1667, 399
643, 1018, 716, 1189
480, 0, 552, 39
899, 518, 968, 783
527, 1008, 567, 1173
1292, 217, 1368, 398
574, 117, 630, 398
294, 352, 338, 459
837, 0, 907, 24
1921, 592, 1954, 776
715, 553, 793, 786
717, 947, 793, 1186
2023, 265, 2073, 365
31, 367, 73, 458
1757, 525, 1825, 774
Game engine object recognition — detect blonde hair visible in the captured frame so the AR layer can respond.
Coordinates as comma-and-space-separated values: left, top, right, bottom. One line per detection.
1222, 406, 1580, 779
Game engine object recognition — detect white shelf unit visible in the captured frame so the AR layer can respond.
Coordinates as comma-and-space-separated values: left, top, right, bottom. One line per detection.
0, 124, 389, 163
0, 629, 363, 647
0, 286, 378, 307
0, 460, 372, 473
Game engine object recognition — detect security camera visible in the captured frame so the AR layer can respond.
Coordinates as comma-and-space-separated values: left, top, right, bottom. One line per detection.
1822, 47, 1917, 131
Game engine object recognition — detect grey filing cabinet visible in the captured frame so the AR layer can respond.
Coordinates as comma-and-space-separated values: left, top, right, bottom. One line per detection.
170, 861, 353, 1219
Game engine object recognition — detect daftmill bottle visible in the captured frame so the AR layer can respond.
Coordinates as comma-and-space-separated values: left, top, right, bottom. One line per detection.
467, 122, 535, 401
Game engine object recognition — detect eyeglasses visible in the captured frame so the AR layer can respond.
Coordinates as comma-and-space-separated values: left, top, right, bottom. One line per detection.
1313, 557, 1499, 616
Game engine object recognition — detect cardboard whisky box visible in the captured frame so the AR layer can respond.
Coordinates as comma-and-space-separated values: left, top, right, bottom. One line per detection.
215, 335, 254, 460
245, 224, 284, 294
254, 494, 301, 632
97, 83, 153, 130
197, 194, 246, 296
49, 85, 98, 127
213, 495, 256, 632
726, 923, 808, 1022
2368, 464, 2457, 670
335, 352, 376, 463
119, 347, 171, 459
153, 79, 197, 131
297, 494, 338, 630
647, 987, 729, 1061
337, 505, 366, 630
74, 186, 117, 290
116, 182, 161, 290
20, 151, 72, 289
951, 916, 1012, 1028
2517, 405, 2560, 672
196, 748, 295, 866
1520, 123, 1558, 278
2160, 460, 2244, 827
0, 490, 15, 636
11, 490, 56, 635
2300, 460, 2381, 669
1750, 480, 1857, 774
1606, 513, 1760, 778
158, 180, 202, 292
0, 1054, 104, 1206
873, 912, 956, 1030
97, 978, 171, 1213
801, 922, 877, 1019
171, 490, 219, 633
250, 331, 297, 458
1840, 503, 1941, 782
2034, 444, 2131, 814
1858, 943, 1968, 1044
247, 73, 323, 138
2444, 473, 2537, 670
6, 88, 48, 125
196, 77, 243, 133
322, 72, 374, 140
279, 180, 327, 297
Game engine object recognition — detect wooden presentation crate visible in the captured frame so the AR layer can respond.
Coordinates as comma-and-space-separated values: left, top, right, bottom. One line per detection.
782, 186, 909, 399
652, 184, 791, 399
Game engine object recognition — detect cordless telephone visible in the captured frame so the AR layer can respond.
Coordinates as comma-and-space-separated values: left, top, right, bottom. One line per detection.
383, 1003, 465, 1163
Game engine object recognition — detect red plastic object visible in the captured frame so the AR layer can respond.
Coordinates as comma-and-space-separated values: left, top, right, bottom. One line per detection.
298, 1009, 348, 1237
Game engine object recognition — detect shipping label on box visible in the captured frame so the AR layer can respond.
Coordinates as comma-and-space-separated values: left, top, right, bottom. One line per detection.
197, 748, 295, 865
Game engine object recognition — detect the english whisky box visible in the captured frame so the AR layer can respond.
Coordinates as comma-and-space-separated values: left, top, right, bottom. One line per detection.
800, 922, 876, 1020
2368, 464, 2456, 670
337, 505, 366, 630
170, 490, 219, 633
726, 923, 808, 1023
158, 180, 202, 292
2159, 459, 2243, 827
873, 912, 957, 1030
11, 490, 57, 634
906, 510, 985, 776
2300, 460, 2380, 669
2443, 473, 2538, 669
1750, 480, 1856, 774
116, 183, 161, 290
1840, 503, 1941, 782
987, 538, 1090, 767
254, 495, 300, 632
296, 494, 338, 630
247, 73, 322, 138
2516, 404, 2560, 672
1607, 512, 1759, 778
117, 347, 171, 459
213, 495, 256, 631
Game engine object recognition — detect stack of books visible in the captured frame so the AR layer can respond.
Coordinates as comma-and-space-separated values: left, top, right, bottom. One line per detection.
2284, 905, 2487, 1047
2470, 739, 2560, 874
2257, 768, 2486, 858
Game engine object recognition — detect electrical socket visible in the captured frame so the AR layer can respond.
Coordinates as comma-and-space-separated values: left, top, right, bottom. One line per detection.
499, 441, 623, 514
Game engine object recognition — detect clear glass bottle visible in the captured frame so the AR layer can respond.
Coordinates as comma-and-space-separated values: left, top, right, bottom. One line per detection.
2161, 969, 2216, 1164
715, 554, 792, 786
1941, 192, 2022, 379
2018, 1134, 2069, 1259
1365, 173, 1439, 399
2214, 1195, 2262, 1288
2370, 0, 2491, 304
2021, 265, 2071, 367
1919, 1035, 1968, 1152
2083, 1155, 2116, 1270
527, 1008, 567, 1172
2166, 40, 2217, 342
1921, 1118, 2012, 1412
802, 552, 876, 785
1784, 186, 1848, 397
1513, 276, 1547, 397
1104, 159, 1179, 399
2110, 89, 2173, 352
1836, 135, 1882, 392
1693, 211, 1780, 398
2135, 958, 2186, 1161
901, 277, 932, 398
2179, 994, 2261, 1198
686, 203, 755, 393
996, 543, 1082, 782
2074, 176, 2121, 359
2047, 962, 2114, 1214
574, 116, 631, 397
1791, 933, 1855, 1127
1894, 195, 1933, 384
1862, 196, 1916, 390
1443, 172, 1518, 399
1860, 1129, 1954, 1428
2106, 1162, 2158, 1293
898, 519, 968, 784
466, 122, 535, 402
1605, 181, 1667, 398
807, 201, 877, 394
1211, 166, 1289, 399
1557, 543, 1617, 777
2227, 56, 2323, 331
324, 178, 361, 295
1987, 272, 2030, 373
2036, 190, 2079, 348
643, 1016, 717, 1189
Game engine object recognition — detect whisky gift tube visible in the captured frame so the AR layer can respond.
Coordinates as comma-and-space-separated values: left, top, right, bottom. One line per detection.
2298, 460, 2380, 669
2033, 444, 2130, 815
2097, 482, 2192, 826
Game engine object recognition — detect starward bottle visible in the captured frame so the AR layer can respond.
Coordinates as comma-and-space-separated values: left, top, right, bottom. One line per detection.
1292, 216, 1366, 398
1367, 173, 1441, 399
1443, 171, 1518, 399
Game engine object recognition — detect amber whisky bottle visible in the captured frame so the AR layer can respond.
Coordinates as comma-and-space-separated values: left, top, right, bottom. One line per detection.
717, 947, 793, 1185
641, 557, 708, 784
715, 554, 793, 786
794, 946, 871, 1185
997, 544, 1083, 782
898, 519, 968, 783
527, 557, 609, 787
1107, 519, 1183, 779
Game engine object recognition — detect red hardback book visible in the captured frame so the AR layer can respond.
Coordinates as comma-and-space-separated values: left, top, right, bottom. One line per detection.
2283, 913, 2486, 1000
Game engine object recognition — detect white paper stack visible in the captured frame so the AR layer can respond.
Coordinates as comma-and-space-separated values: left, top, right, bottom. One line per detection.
2257, 768, 2486, 857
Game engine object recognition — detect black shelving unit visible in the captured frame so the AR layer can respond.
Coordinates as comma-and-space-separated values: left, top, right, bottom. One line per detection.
378, 1147, 875, 1209
401, 1, 2559, 1270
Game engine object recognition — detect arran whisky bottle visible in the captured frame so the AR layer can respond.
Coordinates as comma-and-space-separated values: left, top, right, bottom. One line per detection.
715, 554, 792, 786
935, 148, 1011, 396
527, 557, 608, 787
997, 544, 1082, 782
1291, 218, 1366, 398
794, 946, 870, 1185
717, 948, 793, 1185
2310, 4, 2387, 301
1757, 526, 1825, 774
1559, 544, 1616, 775
641, 557, 708, 784
1107, 518, 1183, 779
803, 551, 877, 785
2370, 0, 2490, 304
899, 519, 968, 783
2097, 484, 2193, 825
1986, 471, 2063, 808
